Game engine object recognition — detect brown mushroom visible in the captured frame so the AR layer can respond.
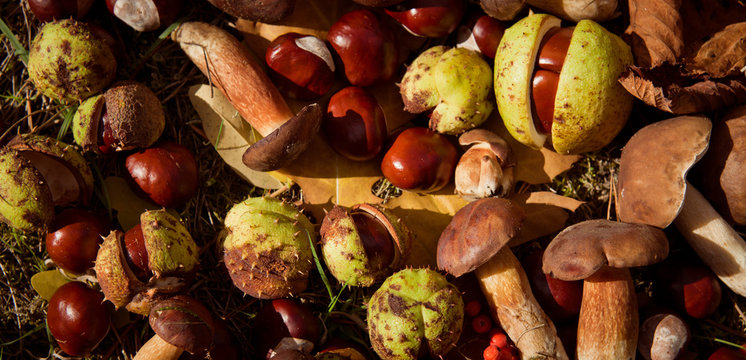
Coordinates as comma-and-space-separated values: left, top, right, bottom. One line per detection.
171, 22, 321, 171
454, 129, 515, 200
207, 0, 296, 23
617, 115, 746, 297
638, 312, 691, 360
542, 219, 669, 360
133, 295, 215, 360
437, 198, 568, 359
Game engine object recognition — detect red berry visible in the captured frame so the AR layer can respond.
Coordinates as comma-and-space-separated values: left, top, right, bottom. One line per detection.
465, 300, 482, 317
489, 329, 509, 349
483, 345, 500, 360
472, 313, 492, 334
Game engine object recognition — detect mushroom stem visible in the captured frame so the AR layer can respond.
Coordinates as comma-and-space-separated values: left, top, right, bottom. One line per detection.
674, 183, 746, 296
171, 21, 293, 136
475, 247, 568, 360
133, 335, 183, 360
576, 266, 637, 360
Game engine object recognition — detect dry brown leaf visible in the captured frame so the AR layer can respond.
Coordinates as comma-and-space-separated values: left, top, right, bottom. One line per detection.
509, 191, 584, 247
624, 0, 684, 67
681, 0, 746, 56
687, 22, 746, 77
619, 64, 746, 114
189, 85, 288, 189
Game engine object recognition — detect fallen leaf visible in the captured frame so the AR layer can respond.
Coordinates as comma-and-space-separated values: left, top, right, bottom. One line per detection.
509, 191, 585, 247
104, 176, 160, 230
681, 0, 746, 56
189, 84, 288, 189
687, 22, 746, 77
624, 0, 684, 67
30, 270, 69, 301
619, 64, 746, 114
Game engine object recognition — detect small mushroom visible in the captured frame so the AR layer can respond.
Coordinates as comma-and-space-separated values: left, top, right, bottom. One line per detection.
133, 295, 215, 360
171, 22, 321, 172
617, 115, 746, 297
638, 312, 690, 360
454, 129, 515, 200
542, 219, 669, 360
437, 198, 568, 359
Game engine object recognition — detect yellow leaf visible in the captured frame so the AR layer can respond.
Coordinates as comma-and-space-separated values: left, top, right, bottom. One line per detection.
104, 176, 160, 230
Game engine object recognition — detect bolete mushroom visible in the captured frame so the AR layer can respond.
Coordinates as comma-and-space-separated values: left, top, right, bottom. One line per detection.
437, 198, 568, 359
454, 129, 515, 200
542, 219, 669, 360
617, 115, 746, 297
171, 21, 321, 171
133, 295, 215, 360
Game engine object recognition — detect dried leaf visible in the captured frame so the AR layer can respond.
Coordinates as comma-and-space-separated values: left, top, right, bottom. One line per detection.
483, 113, 580, 184
509, 191, 584, 246
681, 0, 746, 55
30, 270, 69, 301
104, 176, 160, 230
189, 84, 288, 189
624, 0, 684, 67
619, 64, 746, 114
687, 22, 746, 77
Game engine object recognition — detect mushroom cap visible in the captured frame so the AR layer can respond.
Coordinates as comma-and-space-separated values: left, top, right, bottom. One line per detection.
458, 128, 516, 167
697, 111, 746, 225
437, 198, 525, 277
242, 103, 322, 171
617, 115, 712, 228
542, 219, 669, 281
149, 295, 215, 355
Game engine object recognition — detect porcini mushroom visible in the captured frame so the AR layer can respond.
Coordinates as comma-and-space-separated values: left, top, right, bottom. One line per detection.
542, 219, 669, 360
437, 198, 568, 359
171, 21, 321, 171
617, 115, 746, 296
454, 129, 515, 200
133, 295, 214, 360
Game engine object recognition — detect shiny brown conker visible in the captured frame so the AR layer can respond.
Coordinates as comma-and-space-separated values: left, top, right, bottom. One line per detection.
125, 141, 199, 208
385, 0, 466, 38
266, 32, 335, 100
28, 0, 94, 22
523, 249, 582, 322
324, 86, 387, 161
47, 281, 111, 356
253, 298, 321, 358
45, 209, 111, 274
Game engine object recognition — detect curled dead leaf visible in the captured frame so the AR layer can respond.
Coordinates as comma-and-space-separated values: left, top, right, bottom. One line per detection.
624, 0, 684, 67
686, 22, 746, 77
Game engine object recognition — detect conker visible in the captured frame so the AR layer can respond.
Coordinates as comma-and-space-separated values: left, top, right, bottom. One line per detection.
46, 209, 111, 274
28, 0, 94, 22
531, 27, 573, 135
471, 15, 505, 59
327, 9, 399, 86
656, 261, 722, 319
380, 127, 459, 192
106, 0, 183, 32
266, 33, 335, 100
253, 298, 321, 358
523, 249, 582, 322
125, 141, 199, 208
324, 86, 387, 161
385, 0, 466, 38
47, 281, 111, 356
123, 223, 150, 280
352, 212, 395, 273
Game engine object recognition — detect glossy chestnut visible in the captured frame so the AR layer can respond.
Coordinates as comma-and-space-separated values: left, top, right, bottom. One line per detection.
380, 127, 459, 192
709, 346, 746, 360
123, 223, 150, 280
28, 0, 94, 22
266, 33, 335, 100
106, 0, 182, 32
530, 27, 573, 135
253, 298, 321, 358
385, 0, 466, 38
125, 141, 199, 208
537, 27, 573, 73
657, 261, 722, 319
47, 281, 111, 356
327, 9, 399, 87
351, 211, 395, 273
46, 209, 111, 274
523, 249, 582, 322
471, 15, 505, 59
324, 86, 387, 161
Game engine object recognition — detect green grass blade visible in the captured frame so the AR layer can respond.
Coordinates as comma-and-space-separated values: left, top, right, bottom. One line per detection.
56, 105, 77, 140
0, 17, 29, 65
307, 231, 334, 299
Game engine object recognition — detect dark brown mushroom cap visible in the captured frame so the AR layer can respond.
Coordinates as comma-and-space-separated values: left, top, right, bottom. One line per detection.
149, 295, 215, 355
617, 116, 712, 228
242, 103, 322, 171
207, 0, 297, 23
542, 220, 669, 281
697, 110, 746, 225
437, 198, 525, 277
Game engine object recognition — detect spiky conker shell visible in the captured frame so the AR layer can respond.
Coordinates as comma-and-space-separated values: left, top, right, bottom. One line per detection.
368, 268, 464, 360
7, 134, 94, 205
28, 19, 116, 102
400, 46, 494, 135
222, 197, 315, 299
72, 94, 104, 152
0, 149, 54, 232
320, 204, 412, 287
140, 209, 199, 277
95, 230, 144, 309
95, 210, 198, 315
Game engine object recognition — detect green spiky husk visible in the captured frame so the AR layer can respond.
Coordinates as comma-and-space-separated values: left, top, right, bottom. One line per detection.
140, 209, 200, 277
0, 149, 54, 232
